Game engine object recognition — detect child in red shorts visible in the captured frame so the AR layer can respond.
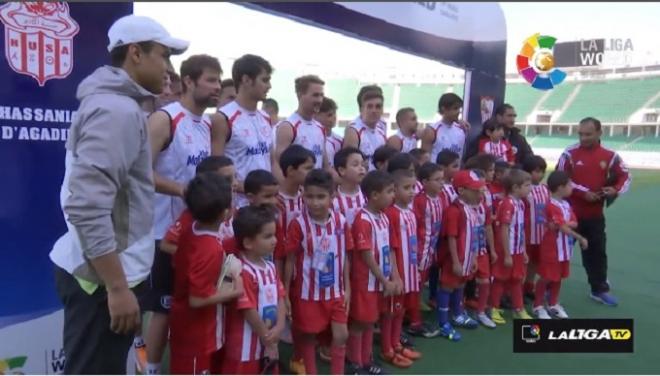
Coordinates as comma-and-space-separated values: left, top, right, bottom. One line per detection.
490, 169, 533, 324
533, 171, 588, 319
285, 169, 353, 375
349, 171, 400, 375
383, 170, 423, 367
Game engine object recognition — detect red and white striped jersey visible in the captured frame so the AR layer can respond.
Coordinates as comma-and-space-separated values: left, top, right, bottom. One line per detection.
326, 132, 343, 168
385, 205, 420, 293
440, 183, 458, 208
348, 117, 387, 171
286, 210, 353, 301
478, 138, 514, 163
333, 187, 366, 225
525, 184, 550, 245
277, 190, 304, 231
352, 209, 391, 292
444, 200, 481, 275
495, 196, 526, 255
412, 191, 443, 271
277, 112, 326, 169
413, 180, 424, 195
471, 199, 493, 256
223, 256, 283, 362
543, 198, 578, 262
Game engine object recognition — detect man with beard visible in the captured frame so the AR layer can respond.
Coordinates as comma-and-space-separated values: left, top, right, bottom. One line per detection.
144, 54, 222, 375
273, 74, 328, 181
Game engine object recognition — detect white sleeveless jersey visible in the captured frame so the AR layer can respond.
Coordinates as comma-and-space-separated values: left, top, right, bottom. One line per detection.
325, 132, 343, 168
153, 102, 212, 238
349, 117, 386, 171
428, 120, 467, 163
220, 101, 273, 207
394, 130, 418, 153
277, 112, 326, 169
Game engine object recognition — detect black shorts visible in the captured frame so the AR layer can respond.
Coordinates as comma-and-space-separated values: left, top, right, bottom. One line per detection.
142, 240, 173, 313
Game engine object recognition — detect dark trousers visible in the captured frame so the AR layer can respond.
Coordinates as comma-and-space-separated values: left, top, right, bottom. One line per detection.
54, 266, 145, 374
578, 217, 610, 294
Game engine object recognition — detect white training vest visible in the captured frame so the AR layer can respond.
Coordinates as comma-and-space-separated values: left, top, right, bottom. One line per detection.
348, 117, 386, 171
277, 112, 326, 169
153, 101, 212, 238
428, 120, 466, 163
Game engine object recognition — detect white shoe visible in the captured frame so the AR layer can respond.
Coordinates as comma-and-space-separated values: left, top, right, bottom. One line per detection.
548, 304, 569, 319
533, 306, 551, 319
477, 312, 496, 328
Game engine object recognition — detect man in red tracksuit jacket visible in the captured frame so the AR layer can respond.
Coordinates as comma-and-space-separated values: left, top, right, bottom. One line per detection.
556, 117, 631, 306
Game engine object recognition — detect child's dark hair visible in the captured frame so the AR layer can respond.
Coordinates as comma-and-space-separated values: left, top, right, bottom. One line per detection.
232, 205, 277, 249
304, 169, 334, 194
494, 160, 511, 176
373, 146, 399, 168
391, 169, 416, 184
464, 154, 497, 172
438, 93, 463, 113
244, 169, 278, 195
436, 149, 460, 167
279, 144, 316, 177
184, 172, 232, 223
409, 148, 429, 164
547, 170, 571, 192
417, 162, 442, 181
334, 147, 364, 170
320, 97, 338, 113
502, 168, 531, 193
481, 118, 505, 138
196, 155, 233, 174
387, 152, 415, 173
522, 155, 548, 174
395, 107, 415, 124
360, 170, 394, 199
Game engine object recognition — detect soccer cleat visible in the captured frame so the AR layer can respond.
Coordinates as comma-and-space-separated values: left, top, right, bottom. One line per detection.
407, 323, 441, 338
400, 333, 414, 347
490, 308, 506, 325
452, 313, 479, 329
381, 351, 413, 368
133, 341, 147, 374
396, 345, 422, 360
477, 312, 497, 328
547, 304, 569, 319
289, 358, 306, 375
513, 309, 533, 320
319, 345, 331, 362
590, 292, 618, 307
363, 362, 389, 375
439, 322, 462, 342
533, 306, 552, 320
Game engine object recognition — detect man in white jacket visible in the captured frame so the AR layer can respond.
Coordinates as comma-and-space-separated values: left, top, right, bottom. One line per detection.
49, 15, 188, 374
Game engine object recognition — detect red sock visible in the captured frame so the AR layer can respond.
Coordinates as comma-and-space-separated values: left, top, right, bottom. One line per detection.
524, 280, 535, 294
548, 281, 561, 306
490, 279, 505, 309
509, 280, 523, 310
301, 338, 317, 375
477, 282, 490, 313
534, 279, 548, 307
392, 312, 404, 349
408, 292, 422, 327
330, 344, 346, 375
361, 327, 374, 365
347, 331, 362, 365
379, 316, 393, 354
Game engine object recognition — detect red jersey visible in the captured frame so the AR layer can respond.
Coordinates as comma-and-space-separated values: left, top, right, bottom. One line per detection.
352, 208, 392, 292
275, 190, 304, 259
170, 225, 225, 356
385, 204, 420, 293
439, 183, 458, 208
286, 209, 353, 301
494, 196, 526, 256
443, 200, 480, 275
164, 209, 193, 246
556, 143, 631, 219
488, 181, 505, 214
479, 137, 514, 164
412, 191, 443, 271
542, 198, 578, 262
333, 187, 366, 225
525, 184, 550, 245
223, 256, 284, 362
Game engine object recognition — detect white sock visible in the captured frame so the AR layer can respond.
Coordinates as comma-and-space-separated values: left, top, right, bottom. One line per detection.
133, 336, 145, 348
146, 363, 160, 375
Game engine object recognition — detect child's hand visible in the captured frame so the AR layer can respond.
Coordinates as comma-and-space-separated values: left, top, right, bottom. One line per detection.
383, 280, 397, 297
523, 253, 529, 264
284, 296, 292, 320
579, 237, 589, 250
470, 261, 477, 275
490, 252, 498, 265
452, 262, 463, 277
393, 276, 404, 295
504, 256, 513, 268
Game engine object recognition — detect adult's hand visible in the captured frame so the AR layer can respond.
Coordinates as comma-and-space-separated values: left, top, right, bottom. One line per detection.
108, 286, 140, 335
584, 191, 601, 202
601, 186, 618, 198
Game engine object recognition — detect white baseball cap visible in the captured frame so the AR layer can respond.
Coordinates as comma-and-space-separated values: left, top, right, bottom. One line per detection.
107, 14, 189, 55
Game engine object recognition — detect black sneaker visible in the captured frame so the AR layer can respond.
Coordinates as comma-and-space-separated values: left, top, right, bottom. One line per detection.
400, 332, 414, 347
406, 323, 441, 338
362, 362, 389, 375
523, 291, 535, 304
501, 295, 512, 310
346, 361, 367, 375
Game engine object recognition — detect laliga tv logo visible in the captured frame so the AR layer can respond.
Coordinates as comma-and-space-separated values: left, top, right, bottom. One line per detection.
521, 324, 541, 343
517, 33, 566, 91
0, 2, 80, 86
0, 356, 27, 375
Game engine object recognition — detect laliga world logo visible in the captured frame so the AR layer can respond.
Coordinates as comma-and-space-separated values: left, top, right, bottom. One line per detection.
0, 2, 80, 86
517, 33, 566, 91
